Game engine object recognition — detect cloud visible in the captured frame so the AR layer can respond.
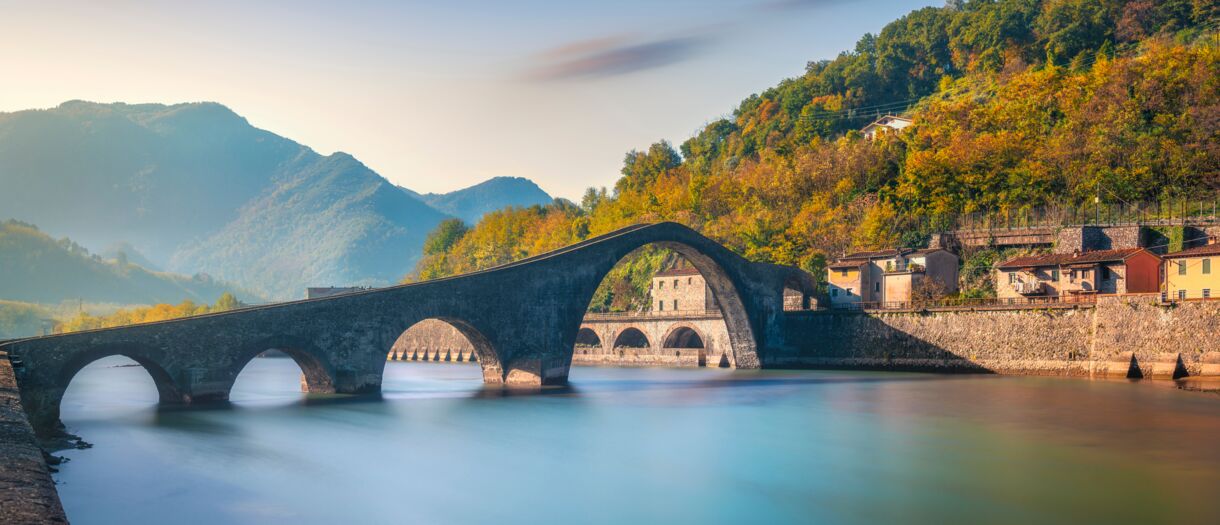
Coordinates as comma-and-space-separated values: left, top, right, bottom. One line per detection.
526, 34, 709, 81
524, 0, 842, 82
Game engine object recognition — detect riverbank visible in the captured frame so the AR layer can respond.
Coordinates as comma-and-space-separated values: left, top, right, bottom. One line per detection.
0, 351, 67, 523
778, 295, 1220, 378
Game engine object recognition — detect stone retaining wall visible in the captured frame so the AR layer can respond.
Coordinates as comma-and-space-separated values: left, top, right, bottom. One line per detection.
777, 296, 1220, 378
0, 352, 67, 523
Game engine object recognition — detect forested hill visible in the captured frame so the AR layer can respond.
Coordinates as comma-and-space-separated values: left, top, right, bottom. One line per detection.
408, 0, 1219, 306
0, 220, 249, 305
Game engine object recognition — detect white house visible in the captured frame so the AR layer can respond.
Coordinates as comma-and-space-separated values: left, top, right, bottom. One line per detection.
861, 115, 914, 140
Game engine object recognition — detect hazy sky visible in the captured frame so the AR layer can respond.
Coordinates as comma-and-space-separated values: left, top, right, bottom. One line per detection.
0, 0, 935, 199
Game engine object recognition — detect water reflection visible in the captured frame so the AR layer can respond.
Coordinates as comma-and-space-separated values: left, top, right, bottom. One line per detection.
55, 357, 1220, 525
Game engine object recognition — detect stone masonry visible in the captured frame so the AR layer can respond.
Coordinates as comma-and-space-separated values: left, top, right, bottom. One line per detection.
776, 296, 1220, 378
0, 352, 67, 523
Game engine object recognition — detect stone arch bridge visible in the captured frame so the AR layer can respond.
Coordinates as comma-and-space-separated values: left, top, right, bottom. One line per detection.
0, 222, 816, 433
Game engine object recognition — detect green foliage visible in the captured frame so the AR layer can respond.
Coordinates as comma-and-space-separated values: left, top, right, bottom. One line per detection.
424, 219, 470, 256
408, 0, 1219, 304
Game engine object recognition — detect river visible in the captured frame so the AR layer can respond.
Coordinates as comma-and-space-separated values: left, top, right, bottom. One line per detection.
53, 356, 1220, 525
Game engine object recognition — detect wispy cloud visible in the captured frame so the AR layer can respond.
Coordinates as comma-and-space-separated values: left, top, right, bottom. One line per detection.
526, 34, 708, 81
524, 0, 843, 82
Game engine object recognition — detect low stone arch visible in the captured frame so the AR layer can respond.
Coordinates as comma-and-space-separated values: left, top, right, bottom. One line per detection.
46, 343, 186, 431
223, 335, 339, 402
662, 325, 706, 349
575, 327, 602, 349
613, 327, 651, 349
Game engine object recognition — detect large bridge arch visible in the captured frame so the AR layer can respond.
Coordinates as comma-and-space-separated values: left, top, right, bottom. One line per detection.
553, 232, 766, 376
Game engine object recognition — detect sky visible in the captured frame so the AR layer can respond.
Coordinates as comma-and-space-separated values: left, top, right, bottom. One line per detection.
0, 0, 936, 200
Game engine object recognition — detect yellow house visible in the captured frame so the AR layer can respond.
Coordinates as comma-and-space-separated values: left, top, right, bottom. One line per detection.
1163, 239, 1220, 301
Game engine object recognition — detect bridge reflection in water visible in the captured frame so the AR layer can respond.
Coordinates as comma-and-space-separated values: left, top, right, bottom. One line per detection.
2, 222, 817, 434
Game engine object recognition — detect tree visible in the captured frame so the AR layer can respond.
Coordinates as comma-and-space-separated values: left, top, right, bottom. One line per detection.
215, 292, 240, 311
423, 219, 469, 256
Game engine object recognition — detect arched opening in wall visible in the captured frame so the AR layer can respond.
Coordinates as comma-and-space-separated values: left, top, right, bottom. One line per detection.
230, 344, 336, 405
662, 326, 705, 349
575, 328, 601, 348
613, 327, 651, 350
576, 243, 751, 369
59, 351, 182, 428
384, 317, 502, 387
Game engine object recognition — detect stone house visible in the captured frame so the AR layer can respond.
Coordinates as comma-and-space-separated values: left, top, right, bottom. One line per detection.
1162, 238, 1220, 301
651, 267, 719, 312
861, 115, 913, 140
994, 248, 1161, 299
827, 248, 960, 306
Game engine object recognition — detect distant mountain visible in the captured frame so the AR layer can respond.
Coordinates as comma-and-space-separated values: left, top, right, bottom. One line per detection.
414, 177, 552, 224
171, 152, 448, 299
0, 101, 297, 263
101, 241, 161, 271
0, 100, 543, 300
0, 219, 250, 305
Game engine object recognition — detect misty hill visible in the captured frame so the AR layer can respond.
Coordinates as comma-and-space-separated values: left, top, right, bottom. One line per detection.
0, 101, 298, 263
0, 219, 249, 305
0, 100, 541, 300
415, 177, 552, 224
171, 152, 449, 298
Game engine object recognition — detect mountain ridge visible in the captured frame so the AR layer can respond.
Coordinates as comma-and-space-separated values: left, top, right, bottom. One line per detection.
0, 100, 553, 299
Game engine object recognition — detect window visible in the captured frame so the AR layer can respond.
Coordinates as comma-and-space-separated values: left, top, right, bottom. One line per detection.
1205, 289, 1212, 299
839, 269, 848, 277
846, 288, 854, 296
1205, 259, 1212, 275
1008, 272, 1017, 285
1179, 290, 1187, 300
832, 289, 839, 297
673, 279, 679, 288
658, 301, 664, 311
1179, 261, 1187, 275
673, 299, 678, 310
874, 282, 880, 293
1051, 268, 1060, 281
688, 277, 693, 284
659, 281, 664, 289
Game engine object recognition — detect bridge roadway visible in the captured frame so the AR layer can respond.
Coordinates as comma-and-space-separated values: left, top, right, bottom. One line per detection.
0, 222, 817, 434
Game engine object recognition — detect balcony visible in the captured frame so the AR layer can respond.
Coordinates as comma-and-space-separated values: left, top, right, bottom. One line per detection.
1013, 281, 1044, 295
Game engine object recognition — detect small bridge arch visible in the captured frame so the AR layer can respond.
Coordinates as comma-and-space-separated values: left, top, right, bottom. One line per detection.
612, 327, 651, 350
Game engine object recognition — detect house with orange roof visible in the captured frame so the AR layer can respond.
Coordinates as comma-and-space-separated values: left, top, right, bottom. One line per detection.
994, 248, 1161, 299
827, 248, 959, 306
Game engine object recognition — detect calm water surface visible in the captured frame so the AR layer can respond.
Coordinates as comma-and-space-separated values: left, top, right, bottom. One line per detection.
55, 357, 1220, 524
